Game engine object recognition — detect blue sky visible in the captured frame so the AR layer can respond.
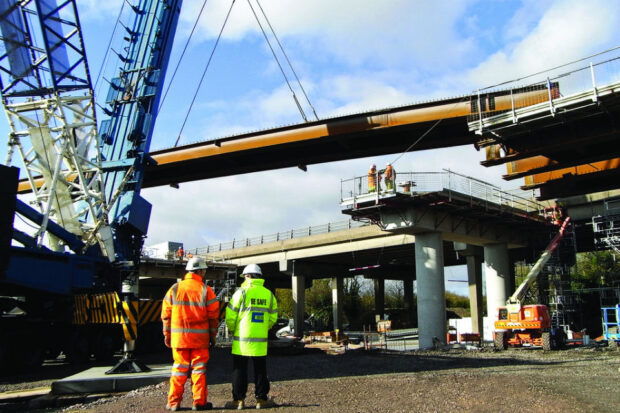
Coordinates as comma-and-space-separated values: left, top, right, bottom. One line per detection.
3, 0, 620, 294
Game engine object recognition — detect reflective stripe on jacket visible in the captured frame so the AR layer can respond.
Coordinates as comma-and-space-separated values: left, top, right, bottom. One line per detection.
225, 278, 278, 356
161, 272, 219, 348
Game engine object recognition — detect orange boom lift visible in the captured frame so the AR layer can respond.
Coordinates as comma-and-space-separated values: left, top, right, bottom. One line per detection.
494, 217, 571, 350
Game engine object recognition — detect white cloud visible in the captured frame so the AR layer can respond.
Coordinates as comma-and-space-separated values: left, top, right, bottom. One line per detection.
181, 0, 478, 71
464, 0, 620, 88
78, 0, 125, 22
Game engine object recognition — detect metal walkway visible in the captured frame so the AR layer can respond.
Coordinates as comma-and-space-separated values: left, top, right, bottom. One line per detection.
340, 169, 547, 225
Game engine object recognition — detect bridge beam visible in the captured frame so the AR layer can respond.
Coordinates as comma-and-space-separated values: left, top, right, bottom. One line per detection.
415, 231, 447, 349
380, 207, 528, 248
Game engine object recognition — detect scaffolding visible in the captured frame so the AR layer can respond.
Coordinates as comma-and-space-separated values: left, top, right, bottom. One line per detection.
593, 199, 620, 255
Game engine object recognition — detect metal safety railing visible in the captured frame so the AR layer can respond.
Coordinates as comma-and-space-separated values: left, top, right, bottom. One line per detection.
194, 219, 369, 254
468, 49, 620, 131
341, 169, 545, 216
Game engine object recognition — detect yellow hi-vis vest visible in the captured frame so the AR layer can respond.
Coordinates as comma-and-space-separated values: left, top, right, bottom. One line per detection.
226, 278, 278, 356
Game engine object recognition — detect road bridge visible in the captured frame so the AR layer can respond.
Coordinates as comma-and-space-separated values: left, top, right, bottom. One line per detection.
159, 171, 553, 347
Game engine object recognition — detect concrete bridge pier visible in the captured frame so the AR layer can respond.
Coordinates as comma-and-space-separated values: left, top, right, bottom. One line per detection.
403, 278, 415, 326
483, 243, 510, 340
415, 231, 446, 349
454, 243, 484, 334
291, 272, 305, 338
332, 276, 344, 332
280, 260, 307, 338
374, 278, 385, 322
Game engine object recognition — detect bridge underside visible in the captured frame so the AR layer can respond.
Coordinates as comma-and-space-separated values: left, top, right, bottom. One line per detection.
475, 82, 620, 200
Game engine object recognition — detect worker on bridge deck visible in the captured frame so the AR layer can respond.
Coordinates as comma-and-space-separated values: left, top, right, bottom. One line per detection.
368, 164, 381, 193
224, 263, 278, 409
162, 256, 219, 411
176, 246, 184, 262
383, 162, 394, 191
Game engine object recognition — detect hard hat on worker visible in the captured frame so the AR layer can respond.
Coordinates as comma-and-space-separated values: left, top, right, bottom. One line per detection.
386, 162, 391, 166
371, 164, 376, 169
241, 263, 262, 277
185, 256, 208, 271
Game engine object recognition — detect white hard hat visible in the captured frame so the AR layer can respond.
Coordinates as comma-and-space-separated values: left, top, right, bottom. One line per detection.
371, 164, 376, 168
241, 263, 262, 277
386, 162, 391, 166
186, 256, 208, 271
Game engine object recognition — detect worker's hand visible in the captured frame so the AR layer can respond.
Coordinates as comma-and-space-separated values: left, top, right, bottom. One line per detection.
164, 335, 171, 348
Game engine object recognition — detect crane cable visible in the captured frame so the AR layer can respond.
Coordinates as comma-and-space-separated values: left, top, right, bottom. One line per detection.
246, 0, 313, 122
253, 0, 318, 121
158, 0, 210, 113
390, 45, 620, 168
174, 0, 236, 147
93, 0, 128, 102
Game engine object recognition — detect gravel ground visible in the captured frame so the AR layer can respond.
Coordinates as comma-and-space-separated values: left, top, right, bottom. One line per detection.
2, 345, 619, 413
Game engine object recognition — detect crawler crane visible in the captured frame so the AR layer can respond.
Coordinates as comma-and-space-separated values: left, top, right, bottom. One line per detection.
0, 0, 184, 372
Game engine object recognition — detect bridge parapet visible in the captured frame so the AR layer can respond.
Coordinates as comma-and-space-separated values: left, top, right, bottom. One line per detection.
341, 169, 545, 218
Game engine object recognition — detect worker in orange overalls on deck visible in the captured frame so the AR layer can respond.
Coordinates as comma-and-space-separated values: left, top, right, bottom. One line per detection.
368, 164, 380, 192
176, 246, 184, 262
162, 257, 219, 411
384, 163, 394, 191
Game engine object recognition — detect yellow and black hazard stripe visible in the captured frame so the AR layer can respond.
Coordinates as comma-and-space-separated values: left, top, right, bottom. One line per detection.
74, 292, 121, 325
118, 298, 139, 342
74, 293, 162, 338
73, 294, 89, 325
138, 299, 163, 325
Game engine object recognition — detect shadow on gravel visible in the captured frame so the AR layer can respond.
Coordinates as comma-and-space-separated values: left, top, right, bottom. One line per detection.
0, 346, 566, 389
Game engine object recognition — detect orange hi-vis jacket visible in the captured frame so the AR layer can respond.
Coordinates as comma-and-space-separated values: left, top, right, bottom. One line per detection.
368, 167, 378, 188
385, 165, 393, 180
162, 272, 219, 348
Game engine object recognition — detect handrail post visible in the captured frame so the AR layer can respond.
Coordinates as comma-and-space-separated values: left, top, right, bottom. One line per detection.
477, 89, 483, 134
590, 62, 598, 102
510, 88, 516, 123
547, 77, 555, 116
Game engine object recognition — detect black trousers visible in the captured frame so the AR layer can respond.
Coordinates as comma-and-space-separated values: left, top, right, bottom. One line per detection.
232, 354, 270, 400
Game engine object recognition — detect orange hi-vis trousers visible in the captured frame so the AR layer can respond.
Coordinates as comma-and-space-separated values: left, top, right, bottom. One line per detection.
168, 348, 210, 407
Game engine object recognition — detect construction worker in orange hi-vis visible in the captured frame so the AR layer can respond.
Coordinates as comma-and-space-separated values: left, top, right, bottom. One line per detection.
162, 256, 219, 411
384, 163, 394, 191
368, 164, 380, 192
176, 246, 184, 261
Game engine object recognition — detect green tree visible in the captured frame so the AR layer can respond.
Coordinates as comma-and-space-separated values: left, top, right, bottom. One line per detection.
305, 279, 333, 329
574, 251, 620, 289
275, 288, 293, 318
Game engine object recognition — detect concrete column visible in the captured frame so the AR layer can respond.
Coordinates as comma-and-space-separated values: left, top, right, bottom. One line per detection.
466, 254, 483, 334
292, 273, 306, 338
484, 243, 510, 339
403, 279, 415, 327
374, 278, 385, 322
331, 276, 344, 332
507, 256, 516, 298
415, 231, 446, 349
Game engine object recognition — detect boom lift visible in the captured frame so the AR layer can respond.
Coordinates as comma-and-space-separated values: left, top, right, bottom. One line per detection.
494, 216, 571, 350
0, 0, 184, 372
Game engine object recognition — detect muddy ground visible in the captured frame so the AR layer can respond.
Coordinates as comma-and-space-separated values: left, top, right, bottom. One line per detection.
1, 345, 619, 413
